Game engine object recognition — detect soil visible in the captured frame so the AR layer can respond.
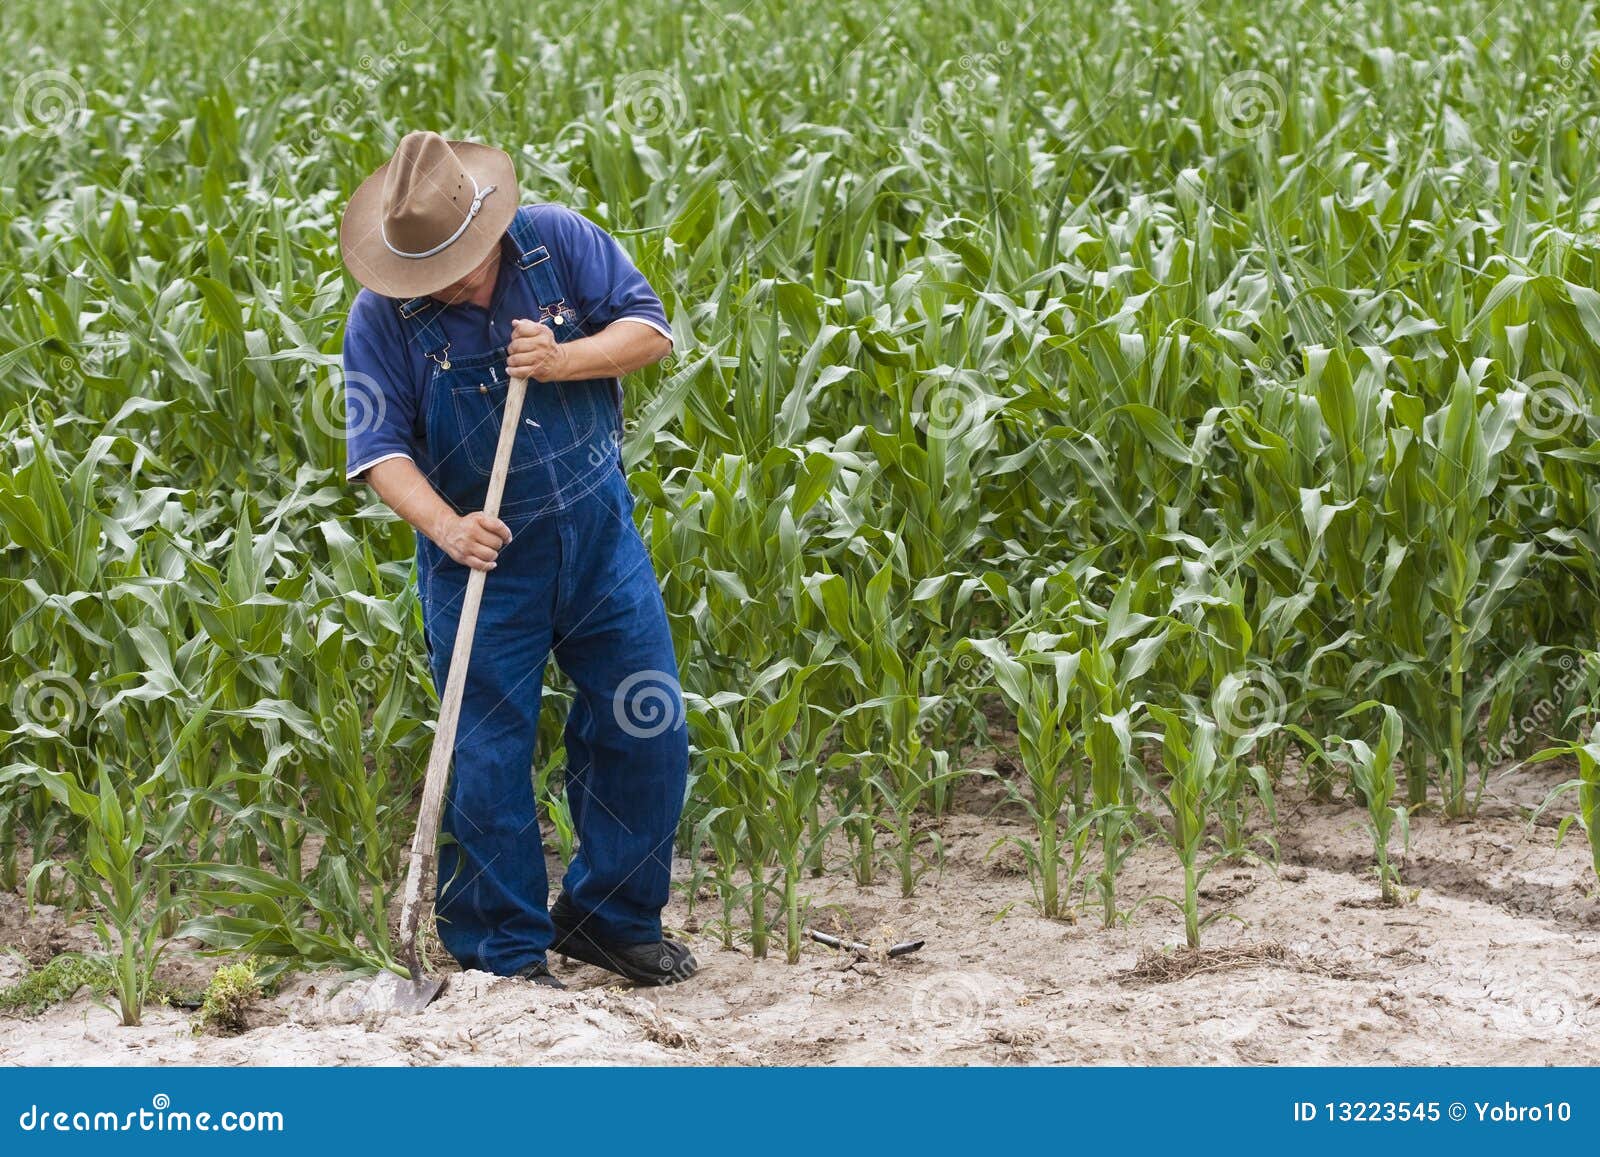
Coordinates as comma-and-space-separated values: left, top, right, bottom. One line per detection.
2, 758, 1597, 1066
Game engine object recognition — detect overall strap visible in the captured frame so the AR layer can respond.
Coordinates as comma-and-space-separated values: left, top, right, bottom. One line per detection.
394, 294, 454, 368
506, 210, 578, 340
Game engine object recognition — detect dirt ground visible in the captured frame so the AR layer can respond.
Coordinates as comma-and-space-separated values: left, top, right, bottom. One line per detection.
2, 757, 1597, 1066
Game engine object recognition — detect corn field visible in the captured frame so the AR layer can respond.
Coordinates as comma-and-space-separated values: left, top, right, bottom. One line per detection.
3, 0, 1599, 1023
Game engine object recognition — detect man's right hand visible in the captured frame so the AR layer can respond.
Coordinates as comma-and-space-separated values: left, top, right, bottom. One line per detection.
360, 458, 513, 572
436, 511, 512, 571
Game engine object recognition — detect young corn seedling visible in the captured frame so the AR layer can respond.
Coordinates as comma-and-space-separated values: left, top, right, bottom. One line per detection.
1527, 721, 1600, 888
800, 568, 884, 887
1145, 705, 1233, 949
1294, 703, 1410, 904
1075, 576, 1170, 927
965, 634, 1086, 919
1576, 726, 1600, 886
1344, 703, 1410, 905
8, 765, 185, 1026
1415, 364, 1530, 817
535, 751, 577, 868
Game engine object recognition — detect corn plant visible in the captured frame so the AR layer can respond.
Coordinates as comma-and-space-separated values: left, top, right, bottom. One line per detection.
1145, 706, 1232, 949
688, 659, 838, 962
1075, 577, 1171, 926
1529, 722, 1600, 887
1295, 703, 1410, 905
5, 766, 185, 1026
966, 634, 1086, 919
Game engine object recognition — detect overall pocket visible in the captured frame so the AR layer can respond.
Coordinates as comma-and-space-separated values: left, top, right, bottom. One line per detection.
450, 377, 552, 475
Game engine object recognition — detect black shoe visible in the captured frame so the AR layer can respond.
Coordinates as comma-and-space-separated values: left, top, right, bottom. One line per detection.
513, 960, 566, 989
550, 894, 698, 987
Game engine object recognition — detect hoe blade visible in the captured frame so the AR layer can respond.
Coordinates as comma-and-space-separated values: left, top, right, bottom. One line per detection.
355, 968, 444, 1015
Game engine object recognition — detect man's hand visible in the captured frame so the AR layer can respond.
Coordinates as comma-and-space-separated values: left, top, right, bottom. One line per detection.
507, 318, 568, 382
437, 511, 512, 571
362, 458, 513, 572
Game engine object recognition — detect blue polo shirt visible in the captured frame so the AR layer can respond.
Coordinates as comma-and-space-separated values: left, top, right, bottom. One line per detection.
341, 203, 672, 479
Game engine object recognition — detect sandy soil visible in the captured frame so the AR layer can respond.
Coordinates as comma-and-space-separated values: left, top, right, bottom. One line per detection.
2, 758, 1597, 1066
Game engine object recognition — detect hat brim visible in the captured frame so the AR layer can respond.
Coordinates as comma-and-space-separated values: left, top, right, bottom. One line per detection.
339, 141, 519, 300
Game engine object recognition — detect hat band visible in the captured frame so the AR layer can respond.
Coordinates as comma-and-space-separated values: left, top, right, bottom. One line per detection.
380, 175, 498, 260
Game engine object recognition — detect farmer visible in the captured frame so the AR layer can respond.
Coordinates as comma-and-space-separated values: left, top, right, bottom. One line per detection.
336, 131, 695, 989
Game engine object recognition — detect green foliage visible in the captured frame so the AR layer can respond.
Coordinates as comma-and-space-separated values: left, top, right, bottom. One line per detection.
198, 957, 263, 1036
0, 952, 115, 1015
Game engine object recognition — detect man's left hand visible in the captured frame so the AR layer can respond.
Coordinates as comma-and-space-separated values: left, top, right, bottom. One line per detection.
507, 317, 570, 381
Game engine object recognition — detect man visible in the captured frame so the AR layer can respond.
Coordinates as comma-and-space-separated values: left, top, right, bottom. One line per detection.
337, 131, 696, 989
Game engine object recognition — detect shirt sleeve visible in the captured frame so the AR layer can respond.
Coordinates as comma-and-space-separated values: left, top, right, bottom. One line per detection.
546, 206, 673, 346
341, 291, 423, 481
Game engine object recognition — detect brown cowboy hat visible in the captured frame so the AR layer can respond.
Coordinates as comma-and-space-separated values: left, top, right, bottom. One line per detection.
339, 131, 518, 299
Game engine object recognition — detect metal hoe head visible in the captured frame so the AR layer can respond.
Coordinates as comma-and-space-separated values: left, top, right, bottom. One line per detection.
355, 950, 443, 1015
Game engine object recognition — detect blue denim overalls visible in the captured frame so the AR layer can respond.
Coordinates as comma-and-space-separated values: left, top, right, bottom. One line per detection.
396, 211, 688, 975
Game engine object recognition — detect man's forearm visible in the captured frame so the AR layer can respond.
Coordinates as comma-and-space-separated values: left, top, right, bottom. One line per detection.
551, 319, 672, 380
363, 456, 454, 540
